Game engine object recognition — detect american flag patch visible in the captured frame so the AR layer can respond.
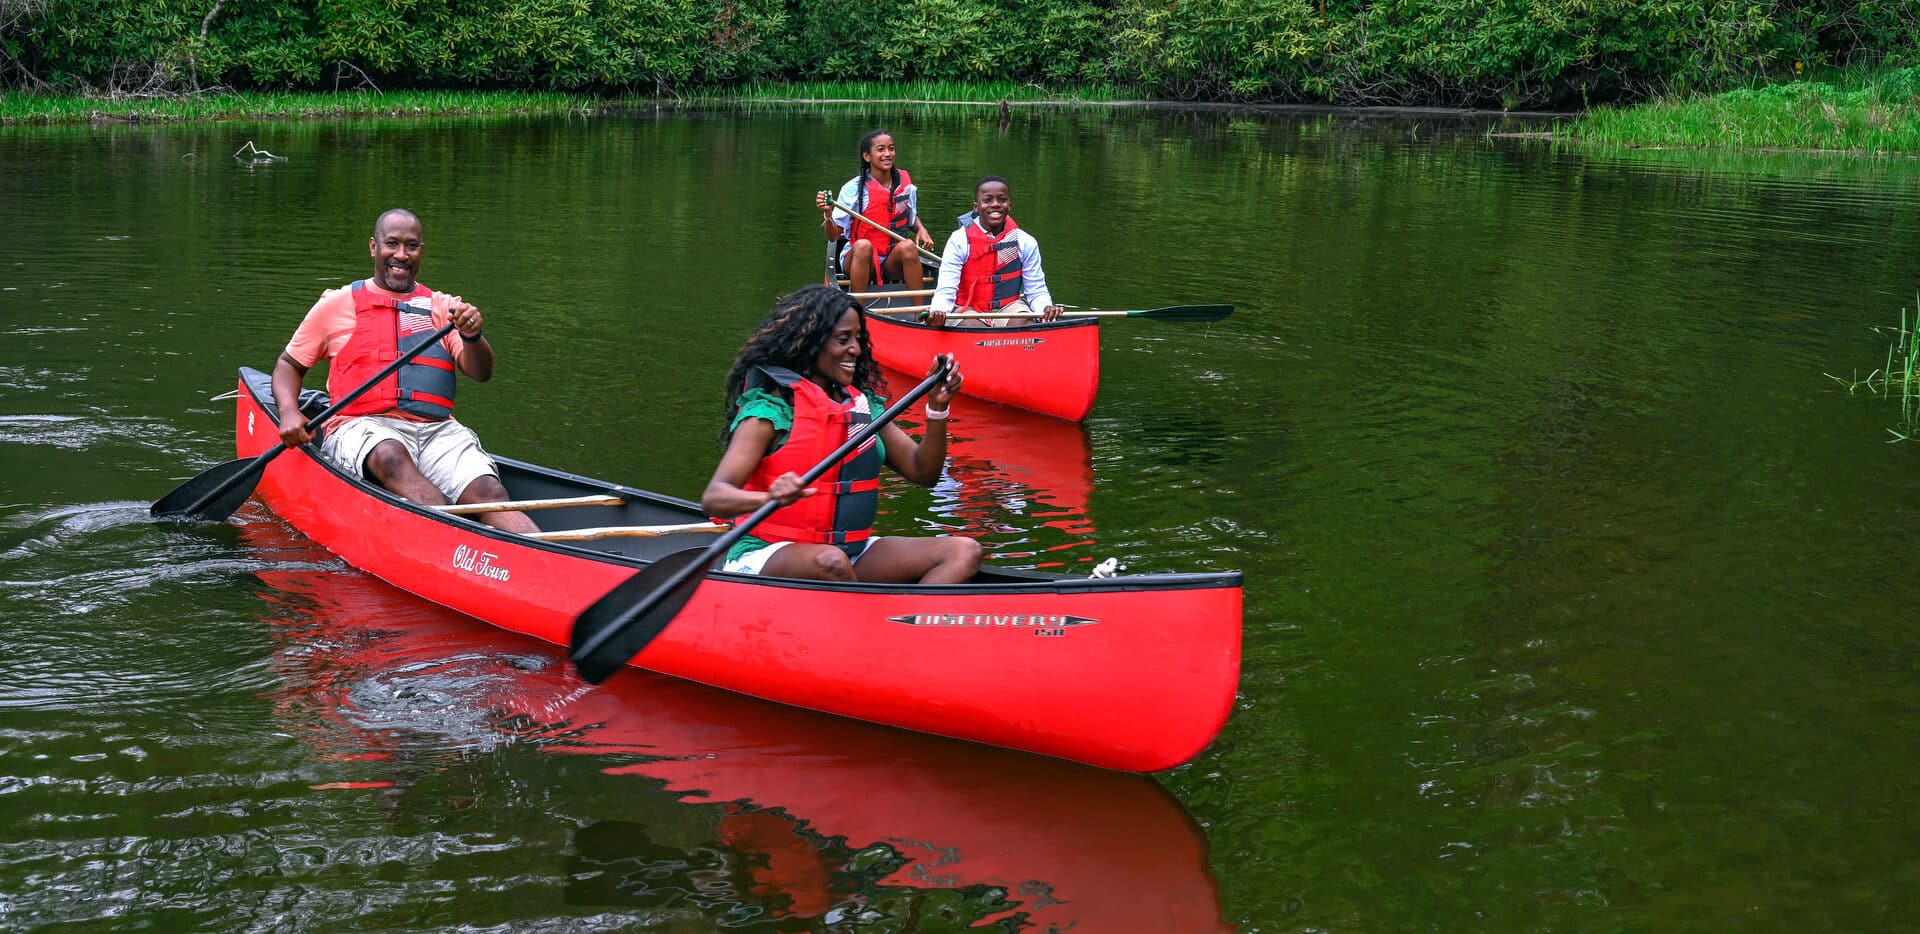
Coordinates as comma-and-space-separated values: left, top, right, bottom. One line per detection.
398, 310, 437, 337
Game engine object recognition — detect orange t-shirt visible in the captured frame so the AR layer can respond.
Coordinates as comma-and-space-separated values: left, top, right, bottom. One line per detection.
284, 281, 467, 422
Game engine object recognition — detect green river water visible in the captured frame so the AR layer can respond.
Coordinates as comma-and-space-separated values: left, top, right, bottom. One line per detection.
3, 106, 1920, 930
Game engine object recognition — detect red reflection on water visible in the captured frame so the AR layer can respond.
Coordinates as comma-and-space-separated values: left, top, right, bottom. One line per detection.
245, 521, 1229, 931
882, 364, 1099, 569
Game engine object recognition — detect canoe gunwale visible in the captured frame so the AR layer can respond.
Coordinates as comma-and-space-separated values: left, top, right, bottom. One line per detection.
860, 308, 1101, 336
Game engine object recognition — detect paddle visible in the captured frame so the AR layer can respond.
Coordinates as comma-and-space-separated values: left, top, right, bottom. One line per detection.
820, 191, 942, 266
150, 321, 460, 522
569, 360, 954, 684
914, 304, 1234, 323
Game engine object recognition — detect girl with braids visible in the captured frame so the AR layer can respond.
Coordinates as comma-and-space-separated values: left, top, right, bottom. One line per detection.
815, 129, 935, 294
701, 285, 980, 584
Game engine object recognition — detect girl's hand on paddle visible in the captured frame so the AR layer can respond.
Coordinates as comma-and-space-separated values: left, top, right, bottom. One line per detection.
766, 472, 813, 507
815, 190, 834, 215
927, 354, 963, 407
915, 227, 935, 251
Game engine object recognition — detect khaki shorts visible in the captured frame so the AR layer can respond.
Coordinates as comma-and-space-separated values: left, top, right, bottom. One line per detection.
321, 414, 499, 501
952, 299, 1032, 328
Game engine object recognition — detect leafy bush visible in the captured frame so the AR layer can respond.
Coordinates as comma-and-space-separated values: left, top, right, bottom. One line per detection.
0, 0, 1913, 106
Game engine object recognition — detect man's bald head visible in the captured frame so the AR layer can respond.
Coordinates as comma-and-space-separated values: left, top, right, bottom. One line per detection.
374, 208, 420, 239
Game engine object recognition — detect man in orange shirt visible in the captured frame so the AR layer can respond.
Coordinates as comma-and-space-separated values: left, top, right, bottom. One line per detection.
270, 209, 536, 534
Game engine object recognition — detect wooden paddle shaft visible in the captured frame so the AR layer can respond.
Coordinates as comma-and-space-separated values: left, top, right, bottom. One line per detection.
822, 193, 941, 264
849, 288, 937, 299
435, 494, 624, 515
527, 523, 727, 542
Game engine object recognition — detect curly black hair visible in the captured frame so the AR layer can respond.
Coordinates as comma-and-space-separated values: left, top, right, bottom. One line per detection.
719, 284, 888, 449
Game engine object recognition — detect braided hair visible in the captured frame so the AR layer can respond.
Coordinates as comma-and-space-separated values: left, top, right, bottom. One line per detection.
719, 284, 887, 449
853, 128, 896, 218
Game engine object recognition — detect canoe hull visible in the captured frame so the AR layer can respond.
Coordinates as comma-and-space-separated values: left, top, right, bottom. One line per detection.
862, 310, 1101, 422
232, 372, 1240, 771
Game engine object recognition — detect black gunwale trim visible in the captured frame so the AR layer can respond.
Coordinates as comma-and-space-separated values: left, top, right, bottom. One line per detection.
858, 307, 1099, 336
238, 367, 1242, 599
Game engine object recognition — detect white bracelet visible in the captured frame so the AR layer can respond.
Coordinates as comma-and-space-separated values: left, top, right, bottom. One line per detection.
924, 404, 950, 421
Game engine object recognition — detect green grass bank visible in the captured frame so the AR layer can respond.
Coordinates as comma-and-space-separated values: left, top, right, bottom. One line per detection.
0, 89, 597, 125
0, 83, 1128, 125
1562, 65, 1920, 154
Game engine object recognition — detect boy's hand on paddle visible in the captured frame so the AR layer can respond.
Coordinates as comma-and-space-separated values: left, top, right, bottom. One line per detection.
1040, 305, 1063, 323
927, 354, 964, 407
766, 472, 813, 507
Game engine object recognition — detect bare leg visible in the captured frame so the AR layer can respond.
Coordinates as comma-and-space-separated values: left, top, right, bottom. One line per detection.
761, 543, 856, 581
847, 240, 876, 293
854, 536, 982, 584
883, 241, 926, 290
363, 439, 451, 505
456, 475, 539, 534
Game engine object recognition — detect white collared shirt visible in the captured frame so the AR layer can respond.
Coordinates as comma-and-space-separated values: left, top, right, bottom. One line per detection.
930, 221, 1054, 313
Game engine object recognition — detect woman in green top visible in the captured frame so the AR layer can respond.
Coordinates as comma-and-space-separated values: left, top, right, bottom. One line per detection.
701, 285, 981, 584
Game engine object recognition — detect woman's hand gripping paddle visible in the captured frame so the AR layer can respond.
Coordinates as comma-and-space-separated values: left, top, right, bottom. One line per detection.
151, 322, 460, 523
568, 358, 955, 684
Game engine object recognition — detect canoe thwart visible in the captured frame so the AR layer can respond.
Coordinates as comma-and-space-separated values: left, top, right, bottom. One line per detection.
849, 288, 937, 300
436, 494, 625, 515
526, 522, 729, 542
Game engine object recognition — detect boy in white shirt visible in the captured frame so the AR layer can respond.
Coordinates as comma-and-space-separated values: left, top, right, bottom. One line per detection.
927, 177, 1063, 328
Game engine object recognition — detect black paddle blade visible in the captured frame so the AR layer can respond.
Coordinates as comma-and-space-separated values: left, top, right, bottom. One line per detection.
149, 457, 262, 521
569, 547, 713, 684
1147, 304, 1234, 323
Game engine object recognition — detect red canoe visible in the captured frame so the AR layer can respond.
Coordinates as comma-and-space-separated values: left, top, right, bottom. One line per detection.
830, 247, 1101, 421
860, 305, 1101, 421
250, 528, 1233, 930
229, 367, 1242, 772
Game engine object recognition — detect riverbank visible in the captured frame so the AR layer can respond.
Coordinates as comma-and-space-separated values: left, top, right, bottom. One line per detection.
1560, 65, 1920, 154
0, 81, 1146, 126
0, 90, 597, 125
10, 71, 1916, 159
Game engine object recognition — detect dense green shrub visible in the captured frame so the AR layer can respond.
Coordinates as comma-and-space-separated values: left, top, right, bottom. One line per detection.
774, 0, 1110, 85
0, 0, 1913, 106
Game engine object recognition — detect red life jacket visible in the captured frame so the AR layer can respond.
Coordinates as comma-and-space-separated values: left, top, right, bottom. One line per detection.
956, 217, 1024, 311
331, 280, 458, 420
851, 169, 915, 281
734, 366, 881, 546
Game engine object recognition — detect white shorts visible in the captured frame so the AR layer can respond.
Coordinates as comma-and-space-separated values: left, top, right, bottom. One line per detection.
721, 538, 880, 575
321, 414, 499, 501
